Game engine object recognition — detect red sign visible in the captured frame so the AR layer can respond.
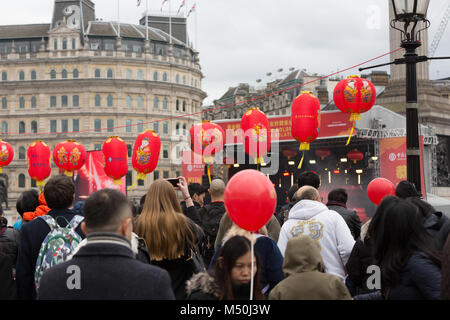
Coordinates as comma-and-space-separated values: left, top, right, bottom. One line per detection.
181, 150, 213, 184
379, 137, 426, 198
215, 111, 354, 143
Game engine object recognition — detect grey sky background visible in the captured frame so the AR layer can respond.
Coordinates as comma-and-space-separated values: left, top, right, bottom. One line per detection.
0, 0, 448, 106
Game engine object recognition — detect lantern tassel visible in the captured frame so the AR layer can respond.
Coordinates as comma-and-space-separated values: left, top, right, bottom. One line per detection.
113, 179, 122, 185
36, 180, 45, 187
127, 172, 147, 191
64, 170, 73, 177
299, 142, 310, 151
0, 167, 2, 174
346, 123, 355, 146
207, 164, 212, 184
298, 151, 305, 169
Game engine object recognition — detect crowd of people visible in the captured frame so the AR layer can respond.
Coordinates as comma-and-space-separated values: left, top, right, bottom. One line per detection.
1, 171, 450, 300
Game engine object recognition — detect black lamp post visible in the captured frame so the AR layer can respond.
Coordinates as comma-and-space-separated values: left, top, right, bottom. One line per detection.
360, 0, 450, 194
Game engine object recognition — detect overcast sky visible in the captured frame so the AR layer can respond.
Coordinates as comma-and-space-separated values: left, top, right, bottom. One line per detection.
0, 0, 449, 105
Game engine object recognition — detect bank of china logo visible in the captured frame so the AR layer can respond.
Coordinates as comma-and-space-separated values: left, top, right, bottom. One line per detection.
188, 165, 193, 172
389, 153, 396, 162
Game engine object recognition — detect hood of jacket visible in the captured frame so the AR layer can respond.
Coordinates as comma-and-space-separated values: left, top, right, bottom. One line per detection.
283, 235, 325, 277
424, 211, 447, 231
288, 200, 330, 221
186, 272, 221, 298
222, 224, 266, 245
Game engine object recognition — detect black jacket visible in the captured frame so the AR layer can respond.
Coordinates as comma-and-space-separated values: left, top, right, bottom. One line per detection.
0, 226, 20, 300
327, 203, 362, 240
37, 233, 175, 300
198, 201, 226, 266
16, 208, 85, 300
345, 237, 376, 295
385, 252, 441, 300
424, 211, 450, 250
181, 201, 202, 225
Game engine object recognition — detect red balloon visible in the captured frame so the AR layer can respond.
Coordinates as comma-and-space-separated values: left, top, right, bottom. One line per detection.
53, 140, 86, 177
291, 91, 321, 151
132, 130, 161, 180
224, 169, 277, 232
367, 178, 396, 205
241, 107, 271, 164
27, 141, 51, 186
0, 139, 14, 174
102, 136, 128, 185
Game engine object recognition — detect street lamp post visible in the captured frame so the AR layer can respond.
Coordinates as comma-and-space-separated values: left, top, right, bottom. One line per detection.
360, 0, 450, 194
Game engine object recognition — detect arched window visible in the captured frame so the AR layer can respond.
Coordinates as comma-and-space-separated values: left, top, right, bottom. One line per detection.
162, 73, 168, 82
2, 71, 7, 81
137, 70, 143, 80
176, 99, 179, 111
19, 71, 25, 81
31, 96, 37, 108
50, 70, 56, 79
73, 69, 79, 78
126, 69, 132, 79
176, 123, 180, 135
182, 123, 187, 135
126, 95, 132, 108
94, 69, 101, 78
107, 69, 113, 78
19, 147, 26, 160
1, 121, 8, 133
107, 95, 113, 107
61, 69, 67, 79
19, 121, 25, 133
163, 98, 168, 110
182, 101, 186, 112
19, 97, 25, 109
30, 70, 36, 80
153, 72, 158, 81
95, 94, 101, 107
31, 121, 37, 133
137, 96, 143, 108
62, 38, 67, 50
153, 97, 159, 109
18, 174, 25, 188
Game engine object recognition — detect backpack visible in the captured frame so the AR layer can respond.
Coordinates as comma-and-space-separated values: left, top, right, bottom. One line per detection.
198, 204, 225, 265
34, 215, 84, 289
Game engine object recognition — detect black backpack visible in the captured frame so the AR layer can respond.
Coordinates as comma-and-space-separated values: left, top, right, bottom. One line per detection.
198, 204, 225, 265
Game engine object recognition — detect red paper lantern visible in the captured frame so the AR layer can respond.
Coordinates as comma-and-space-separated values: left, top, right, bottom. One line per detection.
190, 121, 225, 164
241, 107, 271, 164
53, 140, 86, 177
315, 148, 331, 160
367, 178, 395, 205
281, 147, 297, 159
0, 139, 14, 174
225, 169, 277, 232
333, 75, 376, 145
132, 130, 161, 181
291, 91, 321, 168
27, 141, 51, 187
347, 149, 364, 164
102, 136, 128, 185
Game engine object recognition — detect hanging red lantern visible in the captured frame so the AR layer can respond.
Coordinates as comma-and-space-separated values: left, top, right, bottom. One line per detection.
333, 75, 376, 145
0, 139, 14, 174
315, 147, 331, 160
53, 140, 86, 177
291, 91, 321, 168
190, 121, 225, 183
241, 107, 271, 165
347, 149, 364, 164
281, 147, 297, 160
27, 141, 51, 187
130, 130, 161, 188
102, 136, 128, 185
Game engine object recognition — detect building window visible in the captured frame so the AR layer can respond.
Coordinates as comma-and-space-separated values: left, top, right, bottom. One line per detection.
95, 94, 101, 107
153, 72, 158, 81
126, 95, 132, 108
162, 73, 168, 82
31, 70, 36, 80
163, 170, 169, 179
107, 69, 113, 78
176, 99, 179, 111
138, 179, 144, 186
50, 70, 56, 79
19, 71, 25, 81
137, 96, 143, 108
19, 97, 25, 109
183, 75, 186, 85
153, 122, 159, 134
182, 101, 186, 112
19, 147, 26, 160
163, 98, 168, 110
50, 96, 57, 108
163, 121, 169, 134
127, 144, 132, 157
95, 69, 101, 78
126, 119, 132, 133
62, 38, 67, 50
126, 171, 133, 186
182, 123, 187, 135
176, 146, 180, 159
31, 96, 37, 108
61, 95, 68, 107
62, 69, 67, 79
73, 119, 79, 132
31, 121, 37, 133
1, 97, 6, 109
154, 170, 159, 180
72, 38, 76, 50
73, 95, 79, 107
94, 144, 102, 151
176, 123, 180, 135
18, 174, 25, 188
153, 97, 159, 109
61, 119, 68, 132
94, 119, 101, 132
19, 121, 25, 133
54, 39, 58, 50
50, 120, 57, 133
137, 120, 144, 133
31, 179, 36, 188
137, 70, 143, 80
73, 69, 79, 78
107, 119, 114, 132
107, 95, 113, 107
1, 121, 8, 133
126, 69, 132, 79
1, 72, 7, 81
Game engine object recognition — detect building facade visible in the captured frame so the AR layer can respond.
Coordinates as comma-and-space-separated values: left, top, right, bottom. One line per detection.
0, 0, 206, 207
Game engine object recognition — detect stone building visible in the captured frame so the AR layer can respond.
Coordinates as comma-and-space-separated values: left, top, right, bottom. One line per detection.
0, 0, 206, 210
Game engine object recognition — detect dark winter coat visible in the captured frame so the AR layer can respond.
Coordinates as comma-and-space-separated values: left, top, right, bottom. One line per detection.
0, 226, 20, 300
16, 208, 85, 300
327, 202, 362, 240
181, 201, 202, 226
385, 251, 441, 300
198, 201, 226, 266
276, 202, 296, 227
37, 233, 175, 300
423, 211, 450, 250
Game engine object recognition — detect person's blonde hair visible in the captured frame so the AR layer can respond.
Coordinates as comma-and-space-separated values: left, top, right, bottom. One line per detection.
137, 180, 195, 261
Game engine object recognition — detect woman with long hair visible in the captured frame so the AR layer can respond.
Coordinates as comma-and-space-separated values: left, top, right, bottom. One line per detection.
186, 236, 265, 300
371, 196, 441, 300
137, 177, 202, 300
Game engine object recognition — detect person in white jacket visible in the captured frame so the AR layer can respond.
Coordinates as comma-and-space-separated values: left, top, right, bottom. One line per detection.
277, 186, 355, 281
